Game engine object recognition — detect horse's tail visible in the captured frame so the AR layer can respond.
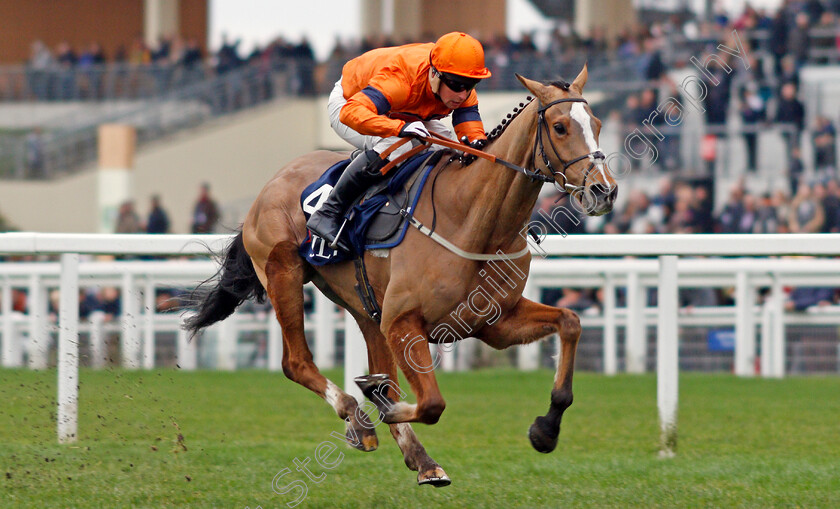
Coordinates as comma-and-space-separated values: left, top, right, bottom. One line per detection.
183, 230, 266, 338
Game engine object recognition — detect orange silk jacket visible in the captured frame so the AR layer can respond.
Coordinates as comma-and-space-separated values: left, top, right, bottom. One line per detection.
338, 42, 486, 142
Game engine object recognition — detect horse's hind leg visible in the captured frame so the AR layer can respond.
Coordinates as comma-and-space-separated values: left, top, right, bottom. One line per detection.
353, 317, 450, 486
475, 297, 581, 454
263, 243, 377, 451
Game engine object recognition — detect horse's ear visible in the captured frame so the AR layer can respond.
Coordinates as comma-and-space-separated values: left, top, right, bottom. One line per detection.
570, 64, 588, 94
516, 73, 551, 102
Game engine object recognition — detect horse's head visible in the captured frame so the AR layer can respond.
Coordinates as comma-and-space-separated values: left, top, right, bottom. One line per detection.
516, 67, 617, 216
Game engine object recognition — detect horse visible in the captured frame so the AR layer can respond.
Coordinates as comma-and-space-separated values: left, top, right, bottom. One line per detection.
185, 67, 617, 486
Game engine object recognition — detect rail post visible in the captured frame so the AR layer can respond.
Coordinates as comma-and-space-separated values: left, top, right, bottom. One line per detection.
57, 253, 79, 444
516, 279, 541, 370
27, 274, 49, 370
343, 313, 367, 404
1, 276, 21, 367
657, 255, 678, 457
268, 312, 283, 372
626, 270, 646, 373
314, 291, 335, 369
735, 270, 756, 376
603, 273, 617, 375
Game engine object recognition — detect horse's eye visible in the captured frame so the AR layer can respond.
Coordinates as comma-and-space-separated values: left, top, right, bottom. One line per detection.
553, 123, 567, 136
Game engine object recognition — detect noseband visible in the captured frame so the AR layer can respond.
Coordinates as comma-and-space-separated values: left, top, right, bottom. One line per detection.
533, 97, 606, 194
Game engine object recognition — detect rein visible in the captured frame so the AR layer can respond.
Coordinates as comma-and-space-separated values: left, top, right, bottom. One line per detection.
368, 97, 605, 262
410, 97, 606, 195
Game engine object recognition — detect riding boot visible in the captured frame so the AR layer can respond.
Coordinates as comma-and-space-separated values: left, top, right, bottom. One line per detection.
306, 149, 386, 253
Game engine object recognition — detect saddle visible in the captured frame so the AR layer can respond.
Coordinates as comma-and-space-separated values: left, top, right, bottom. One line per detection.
299, 150, 446, 266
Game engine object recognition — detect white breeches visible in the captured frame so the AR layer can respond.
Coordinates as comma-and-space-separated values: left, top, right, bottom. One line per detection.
328, 78, 454, 160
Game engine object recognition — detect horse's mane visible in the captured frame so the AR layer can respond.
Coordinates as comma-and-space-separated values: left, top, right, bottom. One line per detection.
484, 79, 572, 143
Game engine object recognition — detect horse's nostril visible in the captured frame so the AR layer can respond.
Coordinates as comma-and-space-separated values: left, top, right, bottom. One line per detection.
608, 187, 618, 202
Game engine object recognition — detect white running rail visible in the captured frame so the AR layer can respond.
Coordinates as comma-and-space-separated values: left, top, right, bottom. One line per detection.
1, 232, 839, 454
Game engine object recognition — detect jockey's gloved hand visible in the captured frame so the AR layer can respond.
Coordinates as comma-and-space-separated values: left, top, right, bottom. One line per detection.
459, 136, 488, 165
399, 121, 431, 139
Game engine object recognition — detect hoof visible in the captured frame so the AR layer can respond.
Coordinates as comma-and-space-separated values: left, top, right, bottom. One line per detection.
528, 416, 558, 453
346, 421, 378, 452
417, 465, 450, 487
354, 374, 391, 398
359, 433, 379, 452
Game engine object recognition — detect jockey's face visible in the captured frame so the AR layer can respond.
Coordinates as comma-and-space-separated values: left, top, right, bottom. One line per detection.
438, 81, 469, 109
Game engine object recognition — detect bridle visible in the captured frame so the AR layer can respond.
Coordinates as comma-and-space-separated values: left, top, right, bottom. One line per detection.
389, 94, 608, 196
532, 97, 607, 194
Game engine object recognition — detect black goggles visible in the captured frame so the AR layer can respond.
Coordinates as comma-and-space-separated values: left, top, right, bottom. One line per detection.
435, 69, 480, 93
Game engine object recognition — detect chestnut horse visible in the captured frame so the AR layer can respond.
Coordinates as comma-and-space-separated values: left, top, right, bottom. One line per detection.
185, 68, 617, 486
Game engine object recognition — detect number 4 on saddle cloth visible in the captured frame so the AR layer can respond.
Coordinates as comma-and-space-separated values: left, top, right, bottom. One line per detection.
299, 150, 446, 266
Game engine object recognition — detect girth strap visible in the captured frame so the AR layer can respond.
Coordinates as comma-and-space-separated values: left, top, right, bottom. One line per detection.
399, 208, 530, 262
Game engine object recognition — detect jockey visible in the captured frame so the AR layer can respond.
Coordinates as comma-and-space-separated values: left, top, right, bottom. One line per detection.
306, 31, 492, 252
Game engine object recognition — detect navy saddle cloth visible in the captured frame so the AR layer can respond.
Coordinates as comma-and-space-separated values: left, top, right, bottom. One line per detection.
299, 150, 445, 266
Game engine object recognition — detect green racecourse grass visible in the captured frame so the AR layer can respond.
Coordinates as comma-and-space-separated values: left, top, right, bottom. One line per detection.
1, 368, 838, 508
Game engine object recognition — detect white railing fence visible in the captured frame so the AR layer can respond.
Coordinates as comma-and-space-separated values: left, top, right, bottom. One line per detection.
1, 232, 839, 455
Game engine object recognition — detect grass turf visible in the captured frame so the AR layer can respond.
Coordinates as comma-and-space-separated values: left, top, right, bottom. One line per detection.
1, 368, 838, 508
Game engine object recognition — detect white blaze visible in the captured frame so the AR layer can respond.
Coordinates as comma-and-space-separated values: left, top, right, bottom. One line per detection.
570, 102, 610, 188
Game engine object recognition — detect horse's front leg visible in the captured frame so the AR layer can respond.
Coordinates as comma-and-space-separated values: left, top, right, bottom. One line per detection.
365, 309, 446, 425
355, 315, 450, 486
475, 297, 581, 453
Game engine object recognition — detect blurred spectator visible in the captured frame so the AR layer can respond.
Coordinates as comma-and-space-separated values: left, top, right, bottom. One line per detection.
666, 184, 696, 233
191, 182, 220, 233
55, 41, 77, 100
25, 127, 45, 179
155, 288, 183, 313
772, 189, 792, 232
811, 12, 839, 64
129, 36, 151, 66
785, 286, 835, 311
557, 288, 597, 313
805, 0, 826, 24
651, 177, 676, 223
146, 194, 170, 234
788, 145, 806, 196
753, 193, 781, 233
737, 193, 758, 233
679, 287, 718, 308
788, 182, 825, 233
812, 115, 837, 178
775, 82, 805, 154
115, 200, 143, 233
691, 185, 715, 233
702, 52, 734, 147
738, 84, 766, 172
823, 180, 840, 232
787, 12, 812, 69
290, 37, 316, 95
77, 42, 105, 98
97, 287, 121, 320
768, 10, 789, 74
778, 55, 800, 92
27, 40, 54, 100
215, 34, 242, 75
816, 181, 840, 232
617, 189, 663, 234
717, 183, 745, 233
531, 193, 562, 234
636, 88, 666, 169
553, 195, 586, 235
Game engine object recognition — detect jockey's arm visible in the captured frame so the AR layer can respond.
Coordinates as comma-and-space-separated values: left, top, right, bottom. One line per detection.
339, 67, 411, 138
452, 96, 487, 144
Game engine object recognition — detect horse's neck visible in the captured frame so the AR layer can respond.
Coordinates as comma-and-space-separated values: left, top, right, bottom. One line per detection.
437, 102, 541, 252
